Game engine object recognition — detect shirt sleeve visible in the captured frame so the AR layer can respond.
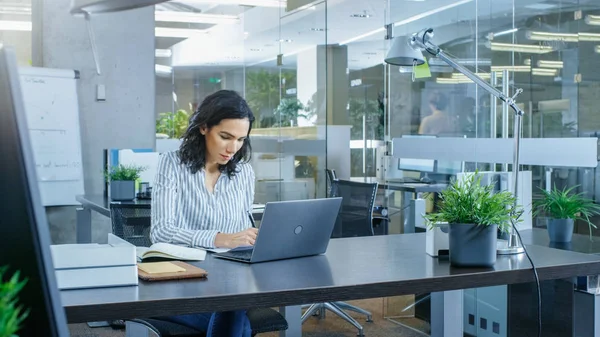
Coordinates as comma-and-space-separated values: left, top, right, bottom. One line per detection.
150, 152, 219, 248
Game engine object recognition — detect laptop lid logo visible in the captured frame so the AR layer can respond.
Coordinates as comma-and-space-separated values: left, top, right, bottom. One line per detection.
294, 226, 303, 235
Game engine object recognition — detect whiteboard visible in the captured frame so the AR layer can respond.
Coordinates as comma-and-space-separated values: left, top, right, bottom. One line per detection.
19, 67, 84, 206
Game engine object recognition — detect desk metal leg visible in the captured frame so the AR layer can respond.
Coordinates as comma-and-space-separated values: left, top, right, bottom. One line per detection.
431, 290, 463, 337
573, 290, 600, 337
76, 207, 92, 243
279, 305, 302, 337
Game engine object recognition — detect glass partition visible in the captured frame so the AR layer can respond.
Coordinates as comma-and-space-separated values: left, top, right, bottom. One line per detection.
0, 0, 32, 66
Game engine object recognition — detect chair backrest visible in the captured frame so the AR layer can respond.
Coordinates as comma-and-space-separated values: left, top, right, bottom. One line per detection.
109, 203, 152, 247
326, 169, 339, 197
330, 179, 378, 238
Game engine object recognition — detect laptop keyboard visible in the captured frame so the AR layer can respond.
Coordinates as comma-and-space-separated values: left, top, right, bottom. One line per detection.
217, 249, 254, 262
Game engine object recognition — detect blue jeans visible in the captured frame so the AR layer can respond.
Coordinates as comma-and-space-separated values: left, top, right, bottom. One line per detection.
164, 310, 252, 337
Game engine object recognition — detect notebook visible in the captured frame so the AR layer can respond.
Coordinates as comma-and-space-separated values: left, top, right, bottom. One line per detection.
137, 261, 208, 281
135, 243, 207, 262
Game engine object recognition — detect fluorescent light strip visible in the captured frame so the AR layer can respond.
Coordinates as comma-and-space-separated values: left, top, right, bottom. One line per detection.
491, 65, 531, 72
490, 28, 518, 39
155, 11, 239, 24
0, 20, 31, 31
155, 27, 209, 38
537, 60, 563, 69
155, 64, 172, 74
172, 0, 285, 8
340, 0, 473, 45
428, 58, 491, 66
489, 42, 554, 54
527, 31, 600, 42
585, 15, 600, 26
155, 49, 172, 58
532, 69, 557, 76
595, 45, 600, 54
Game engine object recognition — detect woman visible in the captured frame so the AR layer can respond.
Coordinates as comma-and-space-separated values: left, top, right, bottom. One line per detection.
151, 90, 257, 336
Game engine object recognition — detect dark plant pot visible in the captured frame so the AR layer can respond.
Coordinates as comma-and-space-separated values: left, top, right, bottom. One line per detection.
547, 218, 574, 243
449, 223, 497, 267
110, 180, 135, 201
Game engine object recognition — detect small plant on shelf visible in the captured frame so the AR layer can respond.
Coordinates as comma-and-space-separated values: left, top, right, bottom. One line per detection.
105, 164, 145, 182
0, 266, 29, 337
533, 185, 600, 242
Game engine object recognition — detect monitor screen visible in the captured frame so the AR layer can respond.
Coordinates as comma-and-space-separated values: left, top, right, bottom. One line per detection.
0, 46, 69, 336
397, 135, 436, 173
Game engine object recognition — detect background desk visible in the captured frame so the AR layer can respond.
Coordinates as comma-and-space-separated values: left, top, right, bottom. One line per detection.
61, 233, 600, 337
349, 177, 447, 233
75, 195, 265, 244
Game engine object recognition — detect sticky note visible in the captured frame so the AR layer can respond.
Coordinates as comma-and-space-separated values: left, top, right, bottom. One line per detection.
138, 262, 186, 274
414, 58, 432, 79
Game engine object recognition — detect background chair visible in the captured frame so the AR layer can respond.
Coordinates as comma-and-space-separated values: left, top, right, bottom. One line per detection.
302, 179, 378, 337
108, 203, 288, 337
325, 168, 338, 197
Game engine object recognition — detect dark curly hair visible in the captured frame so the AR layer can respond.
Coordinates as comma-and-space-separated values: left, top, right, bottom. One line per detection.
178, 90, 255, 178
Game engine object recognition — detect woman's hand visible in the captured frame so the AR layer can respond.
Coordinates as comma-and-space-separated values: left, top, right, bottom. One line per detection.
214, 228, 258, 249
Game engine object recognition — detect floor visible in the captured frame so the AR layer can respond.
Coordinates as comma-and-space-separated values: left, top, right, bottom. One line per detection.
68, 297, 431, 337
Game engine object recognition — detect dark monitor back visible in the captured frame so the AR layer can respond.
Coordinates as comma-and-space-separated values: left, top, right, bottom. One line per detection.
0, 46, 69, 336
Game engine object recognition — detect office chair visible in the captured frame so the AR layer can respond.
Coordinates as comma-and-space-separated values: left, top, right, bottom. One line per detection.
325, 168, 338, 197
302, 180, 377, 337
108, 203, 288, 337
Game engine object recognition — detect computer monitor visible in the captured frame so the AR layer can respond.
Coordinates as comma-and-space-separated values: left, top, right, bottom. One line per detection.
397, 135, 436, 173
0, 46, 69, 336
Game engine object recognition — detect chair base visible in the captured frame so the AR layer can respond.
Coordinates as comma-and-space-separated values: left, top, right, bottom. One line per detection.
302, 302, 372, 337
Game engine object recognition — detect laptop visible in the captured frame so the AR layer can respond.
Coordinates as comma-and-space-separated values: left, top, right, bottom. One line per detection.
214, 197, 342, 263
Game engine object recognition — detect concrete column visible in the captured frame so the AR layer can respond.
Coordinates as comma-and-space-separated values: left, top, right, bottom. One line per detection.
34, 0, 156, 243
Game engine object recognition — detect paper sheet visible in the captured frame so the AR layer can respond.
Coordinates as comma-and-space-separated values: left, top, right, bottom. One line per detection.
138, 262, 186, 274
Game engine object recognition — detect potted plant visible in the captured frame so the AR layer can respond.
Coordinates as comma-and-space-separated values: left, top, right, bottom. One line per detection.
533, 185, 600, 242
424, 172, 518, 267
0, 266, 29, 337
105, 164, 145, 201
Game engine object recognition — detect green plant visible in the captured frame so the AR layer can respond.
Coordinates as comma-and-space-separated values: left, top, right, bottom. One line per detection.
105, 165, 146, 182
533, 185, 600, 240
155, 109, 190, 139
0, 266, 29, 337
272, 98, 313, 127
424, 172, 519, 233
348, 98, 383, 140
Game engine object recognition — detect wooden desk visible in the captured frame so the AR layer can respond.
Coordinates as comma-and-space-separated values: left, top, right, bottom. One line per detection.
61, 233, 600, 337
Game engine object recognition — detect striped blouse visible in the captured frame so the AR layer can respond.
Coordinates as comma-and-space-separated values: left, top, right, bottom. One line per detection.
150, 150, 255, 248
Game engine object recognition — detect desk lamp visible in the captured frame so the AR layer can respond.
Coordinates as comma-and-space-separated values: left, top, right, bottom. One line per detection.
384, 28, 525, 255
70, 0, 169, 75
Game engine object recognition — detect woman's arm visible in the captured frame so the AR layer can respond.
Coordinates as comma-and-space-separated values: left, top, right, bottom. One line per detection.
150, 153, 219, 247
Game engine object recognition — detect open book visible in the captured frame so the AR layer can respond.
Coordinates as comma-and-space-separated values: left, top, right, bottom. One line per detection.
135, 243, 207, 262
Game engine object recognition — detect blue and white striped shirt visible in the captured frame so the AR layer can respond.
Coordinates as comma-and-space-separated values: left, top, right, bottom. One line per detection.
150, 151, 255, 248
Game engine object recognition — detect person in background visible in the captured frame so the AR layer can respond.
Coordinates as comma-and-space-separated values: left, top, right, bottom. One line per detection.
418, 91, 455, 135
151, 89, 257, 337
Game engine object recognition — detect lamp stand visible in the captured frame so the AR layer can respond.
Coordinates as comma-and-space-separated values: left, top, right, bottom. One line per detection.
410, 29, 525, 255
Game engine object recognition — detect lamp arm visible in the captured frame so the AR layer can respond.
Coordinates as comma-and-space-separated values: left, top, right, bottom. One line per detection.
411, 28, 525, 251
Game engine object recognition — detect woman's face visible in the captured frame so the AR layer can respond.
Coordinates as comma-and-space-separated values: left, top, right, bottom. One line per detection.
200, 118, 250, 166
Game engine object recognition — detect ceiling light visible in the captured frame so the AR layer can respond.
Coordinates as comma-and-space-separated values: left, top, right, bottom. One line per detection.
488, 28, 518, 39
155, 49, 172, 58
172, 0, 285, 8
524, 59, 531, 66
595, 45, 600, 54
277, 39, 293, 43
249, 48, 263, 51
532, 68, 558, 76
0, 20, 31, 31
525, 3, 558, 10
155, 64, 172, 74
155, 27, 208, 38
488, 42, 554, 54
585, 14, 600, 26
155, 11, 239, 24
526, 31, 577, 42
428, 58, 491, 66
537, 60, 563, 69
491, 65, 531, 72
526, 31, 600, 42
70, 0, 168, 14
350, 11, 371, 18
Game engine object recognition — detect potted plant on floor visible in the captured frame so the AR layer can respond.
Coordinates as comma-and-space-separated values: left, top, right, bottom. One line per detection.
106, 164, 146, 201
424, 172, 518, 267
0, 266, 29, 337
533, 185, 600, 242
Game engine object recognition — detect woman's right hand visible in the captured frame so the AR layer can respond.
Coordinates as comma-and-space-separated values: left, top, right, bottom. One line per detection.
214, 228, 258, 249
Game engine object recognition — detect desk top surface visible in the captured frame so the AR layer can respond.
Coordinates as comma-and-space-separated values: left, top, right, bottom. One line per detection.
76, 194, 150, 215
61, 233, 600, 323
519, 228, 600, 255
